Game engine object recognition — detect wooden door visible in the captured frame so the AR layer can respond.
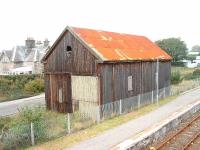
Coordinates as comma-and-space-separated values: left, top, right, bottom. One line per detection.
49, 73, 72, 113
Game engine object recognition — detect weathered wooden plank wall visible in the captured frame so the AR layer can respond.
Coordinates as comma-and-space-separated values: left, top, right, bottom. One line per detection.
46, 73, 72, 113
44, 31, 98, 112
97, 61, 171, 104
71, 75, 99, 117
44, 31, 97, 75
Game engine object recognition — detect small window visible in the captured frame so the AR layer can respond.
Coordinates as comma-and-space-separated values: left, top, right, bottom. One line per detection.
58, 88, 63, 103
128, 76, 133, 91
66, 45, 72, 57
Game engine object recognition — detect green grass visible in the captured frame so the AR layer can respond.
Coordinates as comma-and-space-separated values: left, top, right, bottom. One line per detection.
171, 66, 196, 77
0, 94, 36, 103
27, 96, 176, 150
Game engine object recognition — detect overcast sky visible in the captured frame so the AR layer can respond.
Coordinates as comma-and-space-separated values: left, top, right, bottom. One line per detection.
0, 0, 199, 51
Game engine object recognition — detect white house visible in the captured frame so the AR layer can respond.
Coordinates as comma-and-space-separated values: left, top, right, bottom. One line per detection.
0, 38, 49, 75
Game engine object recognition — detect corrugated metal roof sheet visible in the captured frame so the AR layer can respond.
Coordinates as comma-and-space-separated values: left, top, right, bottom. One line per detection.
72, 27, 172, 61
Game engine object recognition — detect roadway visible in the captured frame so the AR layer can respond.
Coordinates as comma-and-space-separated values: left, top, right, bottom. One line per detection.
0, 94, 45, 117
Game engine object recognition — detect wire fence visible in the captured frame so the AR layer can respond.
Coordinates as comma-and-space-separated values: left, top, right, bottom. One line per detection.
1, 78, 200, 149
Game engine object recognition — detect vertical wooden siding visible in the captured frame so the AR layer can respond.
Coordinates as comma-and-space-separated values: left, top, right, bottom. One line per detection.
45, 31, 97, 75
46, 73, 72, 113
71, 75, 99, 118
98, 61, 171, 104
44, 30, 98, 112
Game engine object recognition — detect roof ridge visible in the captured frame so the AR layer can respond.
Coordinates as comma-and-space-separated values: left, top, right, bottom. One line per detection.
71, 26, 146, 38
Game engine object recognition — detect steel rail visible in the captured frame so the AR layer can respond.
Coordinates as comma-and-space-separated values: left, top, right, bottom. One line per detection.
182, 130, 200, 150
156, 112, 200, 150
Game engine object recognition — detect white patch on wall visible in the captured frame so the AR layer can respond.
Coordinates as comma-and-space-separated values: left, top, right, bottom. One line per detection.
128, 76, 133, 91
58, 88, 63, 103
71, 76, 99, 120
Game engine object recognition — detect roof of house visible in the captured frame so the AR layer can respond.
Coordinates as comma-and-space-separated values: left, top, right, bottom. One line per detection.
0, 50, 13, 61
4, 50, 13, 60
1, 45, 47, 63
42, 26, 172, 62
12, 46, 26, 62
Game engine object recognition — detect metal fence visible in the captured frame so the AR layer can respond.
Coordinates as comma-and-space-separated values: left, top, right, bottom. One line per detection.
1, 78, 200, 149
98, 86, 169, 121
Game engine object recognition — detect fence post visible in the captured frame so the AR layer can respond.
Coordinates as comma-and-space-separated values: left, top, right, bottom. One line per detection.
67, 113, 71, 134
30, 122, 35, 146
96, 106, 100, 123
163, 87, 166, 98
156, 58, 159, 106
119, 99, 122, 115
151, 91, 154, 104
138, 94, 141, 109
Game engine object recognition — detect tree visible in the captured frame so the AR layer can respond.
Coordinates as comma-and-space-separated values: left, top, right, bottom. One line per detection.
191, 45, 200, 52
155, 38, 188, 62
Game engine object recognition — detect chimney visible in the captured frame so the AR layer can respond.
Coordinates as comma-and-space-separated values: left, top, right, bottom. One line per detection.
25, 37, 35, 48
43, 38, 50, 47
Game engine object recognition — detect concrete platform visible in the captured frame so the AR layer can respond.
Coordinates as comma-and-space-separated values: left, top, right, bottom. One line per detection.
67, 88, 200, 150
112, 99, 200, 150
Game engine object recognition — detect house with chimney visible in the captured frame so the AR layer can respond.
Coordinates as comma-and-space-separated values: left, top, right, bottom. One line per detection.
0, 38, 49, 75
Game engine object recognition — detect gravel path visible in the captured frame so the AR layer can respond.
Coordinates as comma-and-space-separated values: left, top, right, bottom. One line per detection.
67, 88, 200, 150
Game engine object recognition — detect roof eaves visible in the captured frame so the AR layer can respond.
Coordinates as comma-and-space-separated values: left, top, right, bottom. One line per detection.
41, 26, 105, 63
41, 26, 69, 62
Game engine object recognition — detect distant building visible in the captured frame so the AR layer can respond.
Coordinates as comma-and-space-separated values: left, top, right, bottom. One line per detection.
181, 55, 200, 68
188, 51, 199, 55
0, 38, 49, 75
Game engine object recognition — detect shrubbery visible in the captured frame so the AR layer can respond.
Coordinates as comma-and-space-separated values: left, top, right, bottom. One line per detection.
1, 107, 48, 149
184, 69, 200, 80
171, 71, 182, 84
0, 107, 66, 149
192, 69, 200, 76
0, 75, 44, 102
171, 68, 200, 84
24, 79, 44, 94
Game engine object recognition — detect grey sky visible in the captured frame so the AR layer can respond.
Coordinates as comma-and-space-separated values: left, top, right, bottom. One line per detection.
0, 0, 199, 50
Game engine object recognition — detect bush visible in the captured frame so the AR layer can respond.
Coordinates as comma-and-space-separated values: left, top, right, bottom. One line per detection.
0, 75, 44, 101
184, 69, 200, 80
184, 73, 195, 80
171, 71, 182, 84
24, 78, 44, 94
193, 69, 200, 76
0, 117, 11, 131
0, 78, 12, 95
1, 107, 48, 149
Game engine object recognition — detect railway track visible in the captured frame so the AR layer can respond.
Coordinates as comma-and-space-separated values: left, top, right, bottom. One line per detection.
155, 112, 200, 150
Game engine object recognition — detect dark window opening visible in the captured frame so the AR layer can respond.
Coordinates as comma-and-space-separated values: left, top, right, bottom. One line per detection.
66, 45, 72, 57
66, 46, 72, 51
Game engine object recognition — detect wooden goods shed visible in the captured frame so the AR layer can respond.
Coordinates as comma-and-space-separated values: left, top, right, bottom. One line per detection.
42, 26, 172, 113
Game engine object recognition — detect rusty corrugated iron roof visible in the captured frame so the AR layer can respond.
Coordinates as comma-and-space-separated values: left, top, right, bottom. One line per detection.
72, 27, 172, 61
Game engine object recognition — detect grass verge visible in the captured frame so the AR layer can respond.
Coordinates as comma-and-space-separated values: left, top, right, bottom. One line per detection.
27, 96, 176, 150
